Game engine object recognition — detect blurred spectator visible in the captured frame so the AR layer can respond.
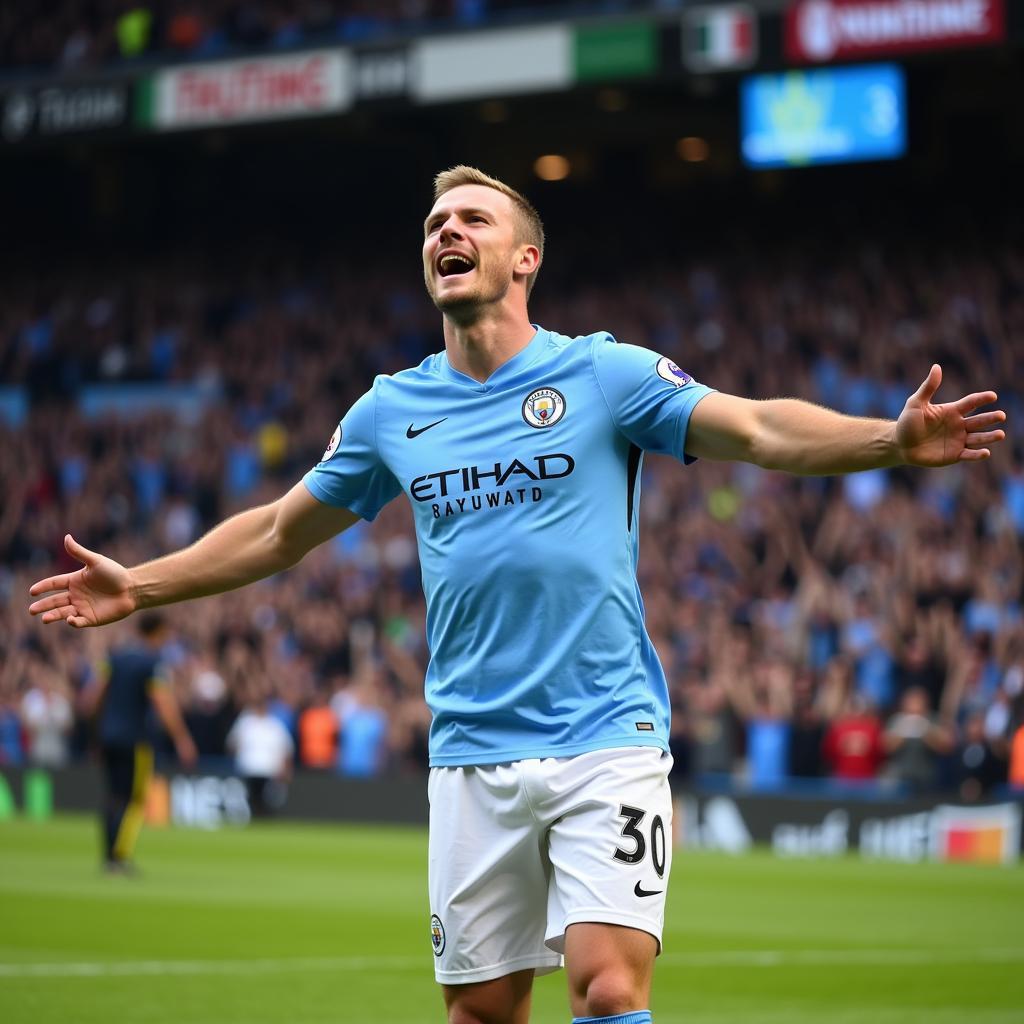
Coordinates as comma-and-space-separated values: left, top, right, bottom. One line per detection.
842, 594, 895, 711
298, 687, 339, 769
268, 682, 299, 742
20, 667, 73, 768
953, 714, 1006, 802
0, 685, 25, 766
787, 672, 825, 779
337, 671, 389, 778
893, 631, 945, 712
184, 668, 235, 762
115, 6, 154, 58
227, 691, 294, 814
166, 7, 205, 51
686, 680, 735, 780
822, 695, 884, 783
882, 687, 954, 792
724, 656, 793, 790
1009, 724, 1024, 791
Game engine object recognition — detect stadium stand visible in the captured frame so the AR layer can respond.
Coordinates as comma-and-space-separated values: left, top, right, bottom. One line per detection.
2, 208, 1021, 794
1, 0, 1020, 806
0, 0, 655, 72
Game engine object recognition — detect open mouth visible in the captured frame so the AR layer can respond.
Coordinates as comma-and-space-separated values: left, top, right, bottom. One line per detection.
437, 252, 476, 278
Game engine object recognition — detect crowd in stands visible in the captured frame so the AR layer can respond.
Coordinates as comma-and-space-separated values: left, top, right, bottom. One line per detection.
1, 213, 1023, 799
0, 0, 658, 73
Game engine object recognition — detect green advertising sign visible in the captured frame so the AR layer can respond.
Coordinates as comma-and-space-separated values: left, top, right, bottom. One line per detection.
574, 22, 658, 81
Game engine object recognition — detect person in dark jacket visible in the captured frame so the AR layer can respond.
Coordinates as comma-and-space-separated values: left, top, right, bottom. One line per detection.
89, 612, 196, 873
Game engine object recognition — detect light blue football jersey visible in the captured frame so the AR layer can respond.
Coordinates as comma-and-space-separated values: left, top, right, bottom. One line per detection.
304, 327, 714, 766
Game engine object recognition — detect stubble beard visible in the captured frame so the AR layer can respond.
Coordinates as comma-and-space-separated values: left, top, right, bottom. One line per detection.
426, 268, 510, 326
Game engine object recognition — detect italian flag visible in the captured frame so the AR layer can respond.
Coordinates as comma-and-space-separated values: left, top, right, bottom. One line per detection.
687, 5, 756, 70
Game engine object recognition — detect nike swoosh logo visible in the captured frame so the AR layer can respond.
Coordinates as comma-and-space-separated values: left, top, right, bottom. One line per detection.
634, 881, 663, 898
406, 418, 448, 439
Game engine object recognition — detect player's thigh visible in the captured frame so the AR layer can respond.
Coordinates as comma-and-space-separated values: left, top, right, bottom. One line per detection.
544, 748, 673, 952
564, 922, 657, 1016
428, 764, 562, 984
442, 968, 534, 1024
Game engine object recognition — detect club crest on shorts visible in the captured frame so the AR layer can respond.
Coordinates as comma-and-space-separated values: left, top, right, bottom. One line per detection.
322, 425, 341, 461
522, 387, 566, 428
430, 914, 446, 956
656, 357, 692, 387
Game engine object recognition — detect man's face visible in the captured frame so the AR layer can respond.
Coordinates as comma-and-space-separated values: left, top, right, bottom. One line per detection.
422, 184, 528, 317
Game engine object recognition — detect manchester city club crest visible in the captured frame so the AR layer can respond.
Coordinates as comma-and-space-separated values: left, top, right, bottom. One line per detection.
430, 914, 446, 956
522, 387, 566, 428
656, 357, 692, 387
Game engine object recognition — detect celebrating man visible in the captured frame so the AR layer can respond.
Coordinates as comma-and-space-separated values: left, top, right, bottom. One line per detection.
30, 166, 1005, 1024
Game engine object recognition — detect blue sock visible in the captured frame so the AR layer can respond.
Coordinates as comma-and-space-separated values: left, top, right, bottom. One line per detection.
572, 1013, 652, 1024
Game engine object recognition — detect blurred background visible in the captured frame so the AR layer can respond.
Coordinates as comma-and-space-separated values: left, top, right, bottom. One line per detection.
0, 0, 1022, 861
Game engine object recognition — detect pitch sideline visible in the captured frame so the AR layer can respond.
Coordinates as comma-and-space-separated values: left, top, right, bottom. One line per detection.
1, 947, 1022, 978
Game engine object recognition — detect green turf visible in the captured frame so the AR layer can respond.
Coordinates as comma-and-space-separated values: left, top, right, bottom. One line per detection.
1, 814, 1021, 1023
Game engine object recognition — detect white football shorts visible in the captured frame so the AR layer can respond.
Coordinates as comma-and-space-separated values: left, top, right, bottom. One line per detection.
427, 746, 673, 985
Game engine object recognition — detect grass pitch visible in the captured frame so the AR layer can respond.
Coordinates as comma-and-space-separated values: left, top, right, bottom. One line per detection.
1, 814, 1021, 1023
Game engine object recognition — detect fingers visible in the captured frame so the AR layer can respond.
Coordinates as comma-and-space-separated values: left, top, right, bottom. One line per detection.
963, 409, 1006, 451
29, 592, 72, 616
958, 448, 991, 462
964, 430, 1006, 448
955, 391, 998, 415
963, 410, 1006, 431
29, 589, 94, 627
64, 533, 100, 567
40, 604, 79, 625
40, 604, 90, 627
910, 364, 942, 404
29, 572, 73, 597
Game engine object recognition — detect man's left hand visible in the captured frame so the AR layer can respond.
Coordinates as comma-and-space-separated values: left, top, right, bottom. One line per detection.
895, 364, 1006, 467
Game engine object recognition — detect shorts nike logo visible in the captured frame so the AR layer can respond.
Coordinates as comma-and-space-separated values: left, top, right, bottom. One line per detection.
634, 881, 663, 898
406, 418, 448, 439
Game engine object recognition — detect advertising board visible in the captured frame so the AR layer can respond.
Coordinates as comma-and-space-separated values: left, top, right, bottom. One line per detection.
3, 764, 1019, 865
741, 62, 906, 168
145, 50, 353, 129
678, 792, 1022, 864
785, 0, 1006, 63
1, 81, 130, 143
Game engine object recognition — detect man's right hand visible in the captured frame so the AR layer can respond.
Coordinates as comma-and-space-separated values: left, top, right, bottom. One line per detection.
176, 734, 199, 770
28, 534, 137, 628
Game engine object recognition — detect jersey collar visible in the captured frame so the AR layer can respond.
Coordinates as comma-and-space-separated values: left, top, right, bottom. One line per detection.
438, 325, 550, 391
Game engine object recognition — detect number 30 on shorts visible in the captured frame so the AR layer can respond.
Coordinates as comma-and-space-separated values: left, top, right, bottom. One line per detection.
612, 804, 667, 877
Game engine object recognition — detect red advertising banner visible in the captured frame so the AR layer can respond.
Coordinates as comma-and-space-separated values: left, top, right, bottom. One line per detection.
785, 0, 1006, 63
151, 50, 352, 129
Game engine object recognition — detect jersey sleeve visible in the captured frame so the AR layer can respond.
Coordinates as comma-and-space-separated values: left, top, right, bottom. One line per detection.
302, 381, 403, 521
591, 334, 715, 463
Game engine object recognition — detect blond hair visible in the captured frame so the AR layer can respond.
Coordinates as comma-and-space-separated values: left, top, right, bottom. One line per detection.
433, 165, 545, 297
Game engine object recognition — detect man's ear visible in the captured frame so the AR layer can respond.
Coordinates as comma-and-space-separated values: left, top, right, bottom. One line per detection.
515, 244, 541, 277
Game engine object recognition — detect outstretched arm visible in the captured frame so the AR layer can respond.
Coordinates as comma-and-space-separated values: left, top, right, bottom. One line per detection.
685, 365, 1005, 474
28, 482, 358, 628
